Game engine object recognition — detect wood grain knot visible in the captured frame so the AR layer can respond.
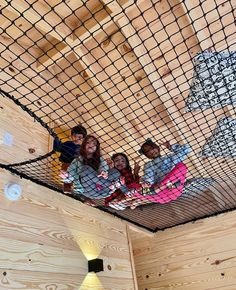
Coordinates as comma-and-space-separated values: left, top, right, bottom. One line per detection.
162, 68, 171, 78
82, 71, 88, 78
122, 43, 132, 53
135, 75, 142, 82
28, 148, 36, 154
102, 37, 111, 47
9, 67, 15, 73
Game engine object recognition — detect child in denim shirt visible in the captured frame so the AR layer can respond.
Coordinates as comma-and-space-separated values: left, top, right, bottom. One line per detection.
139, 139, 191, 187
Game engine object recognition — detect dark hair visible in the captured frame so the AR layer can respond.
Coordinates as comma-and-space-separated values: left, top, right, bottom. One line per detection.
79, 135, 100, 171
71, 125, 87, 138
139, 138, 159, 156
111, 152, 132, 172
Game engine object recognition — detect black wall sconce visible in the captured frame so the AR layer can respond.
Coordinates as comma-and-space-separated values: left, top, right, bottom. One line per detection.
88, 258, 104, 273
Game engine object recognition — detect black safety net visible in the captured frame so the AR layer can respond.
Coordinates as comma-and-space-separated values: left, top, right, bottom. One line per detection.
1, 0, 236, 231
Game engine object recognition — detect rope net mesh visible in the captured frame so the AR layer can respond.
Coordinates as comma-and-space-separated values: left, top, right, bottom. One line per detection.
0, 0, 236, 231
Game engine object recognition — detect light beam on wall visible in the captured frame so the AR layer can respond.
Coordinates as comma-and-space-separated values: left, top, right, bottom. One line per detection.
79, 273, 104, 290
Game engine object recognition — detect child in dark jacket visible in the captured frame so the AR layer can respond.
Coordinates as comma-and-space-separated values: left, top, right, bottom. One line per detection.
53, 125, 87, 193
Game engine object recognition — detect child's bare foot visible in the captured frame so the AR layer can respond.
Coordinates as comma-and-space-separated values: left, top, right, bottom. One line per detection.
154, 184, 165, 193
84, 200, 97, 207
130, 200, 140, 209
130, 204, 138, 210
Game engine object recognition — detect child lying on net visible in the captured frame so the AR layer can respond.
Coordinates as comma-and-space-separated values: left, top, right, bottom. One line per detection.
140, 139, 191, 193
60, 135, 123, 199
104, 152, 140, 208
106, 140, 191, 209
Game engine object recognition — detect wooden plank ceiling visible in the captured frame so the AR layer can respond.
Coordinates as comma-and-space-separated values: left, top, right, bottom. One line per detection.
0, 0, 236, 226
1, 0, 235, 174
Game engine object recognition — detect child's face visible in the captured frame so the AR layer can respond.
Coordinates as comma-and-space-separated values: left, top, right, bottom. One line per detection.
85, 137, 97, 155
143, 144, 160, 159
113, 155, 127, 171
72, 134, 84, 145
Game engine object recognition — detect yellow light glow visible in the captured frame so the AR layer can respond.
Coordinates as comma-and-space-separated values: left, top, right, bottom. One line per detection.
79, 273, 104, 290
62, 220, 103, 260
62, 192, 104, 261
74, 236, 102, 260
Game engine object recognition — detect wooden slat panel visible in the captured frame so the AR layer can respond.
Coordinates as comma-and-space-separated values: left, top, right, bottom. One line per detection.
130, 211, 236, 290
136, 248, 236, 281
0, 97, 49, 164
0, 170, 136, 289
0, 235, 132, 278
0, 270, 83, 290
0, 269, 135, 290
0, 170, 130, 246
137, 267, 236, 290
0, 236, 87, 274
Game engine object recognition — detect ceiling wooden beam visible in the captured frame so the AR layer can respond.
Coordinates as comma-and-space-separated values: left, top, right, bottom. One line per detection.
73, 45, 142, 146
102, 0, 202, 174
37, 43, 72, 72
34, 0, 154, 147
180, 0, 213, 51
36, 0, 145, 71
102, 0, 191, 142
36, 9, 112, 71
1, 0, 75, 42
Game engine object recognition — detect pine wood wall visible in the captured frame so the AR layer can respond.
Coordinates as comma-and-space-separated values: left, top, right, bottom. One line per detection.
0, 169, 136, 290
130, 210, 236, 290
0, 97, 50, 164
